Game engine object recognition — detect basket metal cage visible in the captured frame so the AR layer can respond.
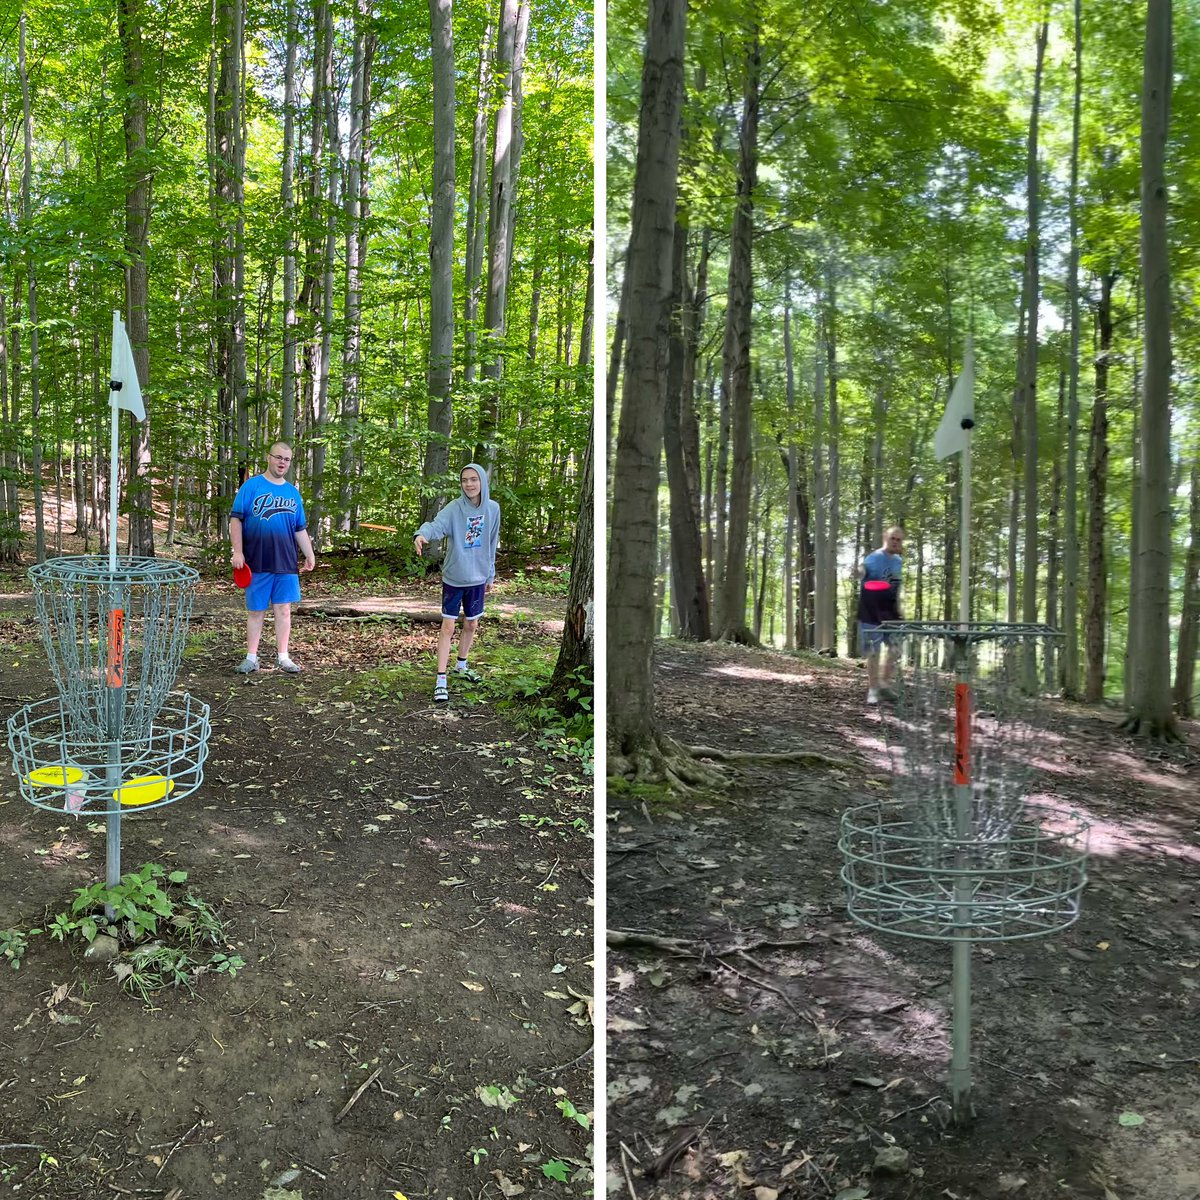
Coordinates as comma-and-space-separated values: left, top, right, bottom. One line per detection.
8, 692, 211, 817
30, 556, 199, 742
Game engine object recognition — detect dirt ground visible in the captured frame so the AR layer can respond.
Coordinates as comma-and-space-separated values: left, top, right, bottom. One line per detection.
0, 563, 594, 1199
607, 640, 1200, 1200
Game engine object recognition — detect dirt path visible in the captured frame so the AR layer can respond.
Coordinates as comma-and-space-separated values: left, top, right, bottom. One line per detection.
0, 578, 593, 1198
607, 640, 1199, 1200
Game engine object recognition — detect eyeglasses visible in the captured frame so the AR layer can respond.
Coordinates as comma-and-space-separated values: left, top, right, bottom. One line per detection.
270, 454, 292, 463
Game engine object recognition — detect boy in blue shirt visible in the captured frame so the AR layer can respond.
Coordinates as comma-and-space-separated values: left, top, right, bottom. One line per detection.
857, 526, 904, 705
413, 463, 501, 703
230, 442, 316, 673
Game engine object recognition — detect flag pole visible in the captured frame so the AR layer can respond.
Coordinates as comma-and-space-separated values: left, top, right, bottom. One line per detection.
109, 310, 122, 575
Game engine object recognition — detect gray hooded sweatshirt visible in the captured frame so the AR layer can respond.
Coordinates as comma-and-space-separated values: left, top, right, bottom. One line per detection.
414, 463, 501, 587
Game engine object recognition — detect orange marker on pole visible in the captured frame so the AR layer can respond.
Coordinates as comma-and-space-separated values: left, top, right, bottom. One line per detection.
954, 682, 971, 785
107, 608, 126, 689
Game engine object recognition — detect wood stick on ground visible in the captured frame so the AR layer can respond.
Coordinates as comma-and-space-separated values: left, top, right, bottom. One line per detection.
533, 1045, 594, 1077
687, 744, 854, 769
335, 1066, 383, 1123
607, 930, 700, 955
714, 955, 820, 1028
619, 1142, 640, 1200
155, 1119, 200, 1177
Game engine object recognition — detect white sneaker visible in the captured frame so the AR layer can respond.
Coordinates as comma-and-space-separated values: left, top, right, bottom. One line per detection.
867, 688, 880, 706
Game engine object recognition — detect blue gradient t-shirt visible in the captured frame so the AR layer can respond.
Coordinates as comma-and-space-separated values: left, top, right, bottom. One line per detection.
231, 476, 307, 575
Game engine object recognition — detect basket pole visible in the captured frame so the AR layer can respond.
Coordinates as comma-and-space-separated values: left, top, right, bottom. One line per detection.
951, 640, 973, 1121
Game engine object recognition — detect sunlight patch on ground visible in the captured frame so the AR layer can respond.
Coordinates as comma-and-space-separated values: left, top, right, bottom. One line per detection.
1033, 797, 1200, 864
708, 663, 818, 686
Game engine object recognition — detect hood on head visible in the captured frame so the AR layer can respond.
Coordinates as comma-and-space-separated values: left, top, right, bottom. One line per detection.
460, 462, 491, 509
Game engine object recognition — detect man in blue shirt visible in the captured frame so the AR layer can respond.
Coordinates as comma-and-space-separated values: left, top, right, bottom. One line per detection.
230, 442, 316, 673
857, 526, 903, 705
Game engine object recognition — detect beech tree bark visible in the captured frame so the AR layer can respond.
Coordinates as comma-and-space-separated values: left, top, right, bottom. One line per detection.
1125, 0, 1178, 739
714, 27, 760, 644
422, 0, 456, 523
609, 0, 698, 776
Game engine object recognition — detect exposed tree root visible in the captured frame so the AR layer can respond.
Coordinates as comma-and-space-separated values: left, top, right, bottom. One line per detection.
719, 625, 759, 647
1119, 713, 1184, 743
686, 744, 854, 769
606, 930, 698, 955
608, 732, 724, 792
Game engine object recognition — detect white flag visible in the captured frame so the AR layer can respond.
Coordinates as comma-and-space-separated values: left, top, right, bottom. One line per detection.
109, 310, 145, 422
934, 338, 974, 460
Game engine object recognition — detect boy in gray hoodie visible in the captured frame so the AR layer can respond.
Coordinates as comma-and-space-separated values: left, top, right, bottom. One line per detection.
413, 463, 501, 703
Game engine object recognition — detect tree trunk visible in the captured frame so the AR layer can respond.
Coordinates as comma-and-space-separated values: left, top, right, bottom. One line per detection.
665, 223, 710, 639
1084, 272, 1114, 702
714, 28, 759, 644
548, 411, 593, 707
1173, 456, 1199, 716
464, 22, 492, 386
120, 0, 155, 556
783, 277, 796, 651
608, 0, 689, 766
824, 266, 840, 655
338, 0, 376, 533
19, 13, 44, 562
281, 0, 299, 445
475, 0, 519, 469
422, 0, 456, 523
1022, 15, 1049, 691
1126, 0, 1178, 739
812, 336, 829, 652
1062, 0, 1083, 696
1046, 367, 1064, 690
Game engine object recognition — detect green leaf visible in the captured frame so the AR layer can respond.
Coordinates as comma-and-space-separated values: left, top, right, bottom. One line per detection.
1117, 1112, 1145, 1127
541, 1160, 570, 1182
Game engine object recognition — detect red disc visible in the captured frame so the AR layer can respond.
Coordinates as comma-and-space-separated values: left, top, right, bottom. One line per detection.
233, 563, 252, 589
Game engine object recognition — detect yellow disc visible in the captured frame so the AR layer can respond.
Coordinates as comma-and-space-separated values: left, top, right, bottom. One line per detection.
114, 775, 175, 807
28, 765, 87, 788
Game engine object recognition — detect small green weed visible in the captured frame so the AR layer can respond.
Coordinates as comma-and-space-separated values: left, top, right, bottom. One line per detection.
1, 927, 36, 969
46, 864, 244, 1005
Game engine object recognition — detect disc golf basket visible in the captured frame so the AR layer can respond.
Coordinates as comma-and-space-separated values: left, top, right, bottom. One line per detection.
7, 556, 211, 899
839, 621, 1089, 1123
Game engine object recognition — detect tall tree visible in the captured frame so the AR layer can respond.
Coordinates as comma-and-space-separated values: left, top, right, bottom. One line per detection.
422, 0, 456, 523
1124, 0, 1178, 739
609, 0, 708, 783
476, 0, 519, 468
715, 22, 760, 644
119, 0, 155, 556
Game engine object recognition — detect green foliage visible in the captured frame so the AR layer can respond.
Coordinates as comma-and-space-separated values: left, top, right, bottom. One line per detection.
0, 927, 35, 970
541, 1159, 570, 1182
555, 1097, 591, 1130
42, 864, 243, 1005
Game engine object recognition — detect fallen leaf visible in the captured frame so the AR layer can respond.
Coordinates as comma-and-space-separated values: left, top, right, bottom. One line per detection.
997, 1174, 1028, 1193
607, 1015, 647, 1033
461, 981, 485, 992
754, 1190, 779, 1200
717, 1151, 748, 1168
853, 1077, 886, 1088
781, 1155, 812, 1177
1117, 1112, 1144, 1127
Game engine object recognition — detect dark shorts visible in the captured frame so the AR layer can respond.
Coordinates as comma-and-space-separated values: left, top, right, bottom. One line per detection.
442, 583, 485, 621
246, 572, 301, 610
859, 622, 894, 656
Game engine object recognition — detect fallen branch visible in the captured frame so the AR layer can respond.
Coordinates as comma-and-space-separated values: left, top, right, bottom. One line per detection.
687, 744, 854, 769
712, 955, 820, 1027
607, 930, 699, 955
155, 1120, 200, 1177
533, 1046, 594, 1077
335, 1066, 383, 1123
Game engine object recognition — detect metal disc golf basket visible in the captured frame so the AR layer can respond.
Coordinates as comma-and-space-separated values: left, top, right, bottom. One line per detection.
839, 621, 1089, 1123
7, 556, 211, 901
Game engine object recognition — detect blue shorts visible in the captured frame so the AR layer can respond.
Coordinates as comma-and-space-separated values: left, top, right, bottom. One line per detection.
859, 622, 894, 656
246, 572, 301, 611
442, 583, 485, 621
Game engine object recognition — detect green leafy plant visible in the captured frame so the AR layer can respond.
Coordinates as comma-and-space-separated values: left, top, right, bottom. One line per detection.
1, 927, 36, 970
555, 1097, 590, 1130
45, 864, 243, 1005
542, 1159, 570, 1182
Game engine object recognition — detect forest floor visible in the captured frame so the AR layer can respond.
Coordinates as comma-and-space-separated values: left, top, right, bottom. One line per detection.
0, 556, 594, 1200
607, 640, 1199, 1200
